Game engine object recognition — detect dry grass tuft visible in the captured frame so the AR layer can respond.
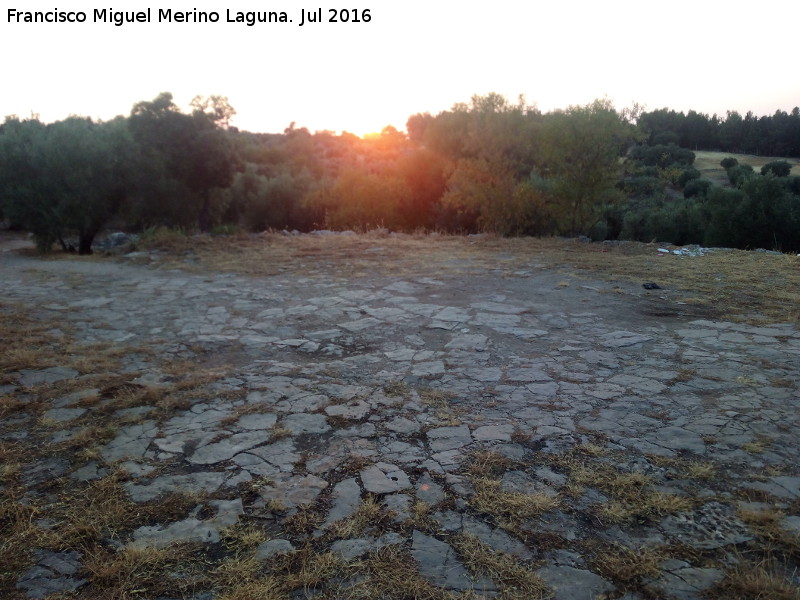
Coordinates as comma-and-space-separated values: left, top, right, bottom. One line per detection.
573, 443, 607, 457
344, 544, 457, 600
466, 450, 517, 478
418, 387, 457, 409
705, 559, 800, 600
742, 436, 773, 454
595, 491, 693, 525
470, 478, 559, 526
82, 544, 202, 599
383, 380, 410, 397
326, 496, 385, 538
269, 546, 342, 592
684, 461, 717, 481
215, 577, 285, 600
282, 505, 324, 535
590, 543, 663, 584
221, 523, 270, 553
268, 424, 293, 442
452, 534, 549, 599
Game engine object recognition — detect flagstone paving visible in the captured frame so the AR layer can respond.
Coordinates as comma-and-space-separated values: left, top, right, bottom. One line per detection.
2, 243, 799, 599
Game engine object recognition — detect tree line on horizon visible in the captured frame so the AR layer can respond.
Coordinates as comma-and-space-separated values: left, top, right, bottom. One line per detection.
639, 107, 800, 157
1, 92, 799, 253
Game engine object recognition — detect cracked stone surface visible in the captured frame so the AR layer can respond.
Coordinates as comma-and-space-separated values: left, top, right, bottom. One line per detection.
3, 239, 800, 598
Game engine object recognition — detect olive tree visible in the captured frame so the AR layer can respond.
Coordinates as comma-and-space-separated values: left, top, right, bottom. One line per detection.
0, 115, 134, 253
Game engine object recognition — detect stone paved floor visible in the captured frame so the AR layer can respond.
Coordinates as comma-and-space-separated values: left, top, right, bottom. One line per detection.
2, 242, 799, 599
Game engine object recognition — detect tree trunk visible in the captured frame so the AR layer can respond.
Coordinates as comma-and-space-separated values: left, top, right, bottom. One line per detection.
78, 232, 95, 255
198, 193, 211, 233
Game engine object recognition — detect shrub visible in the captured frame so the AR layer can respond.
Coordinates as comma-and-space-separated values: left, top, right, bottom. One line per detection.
625, 176, 663, 198
684, 178, 713, 199
726, 163, 755, 187
628, 144, 695, 169
760, 160, 792, 177
720, 157, 739, 169
677, 167, 701, 187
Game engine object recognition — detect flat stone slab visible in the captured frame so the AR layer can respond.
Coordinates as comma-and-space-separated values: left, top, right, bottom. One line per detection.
101, 421, 159, 462
647, 561, 724, 600
124, 471, 230, 503
645, 426, 706, 454
130, 518, 220, 548
322, 477, 362, 527
411, 530, 494, 591
426, 425, 472, 452
361, 463, 411, 494
260, 473, 329, 509
330, 532, 403, 560
43, 407, 87, 423
237, 413, 278, 430
472, 423, 514, 442
187, 431, 268, 465
18, 366, 79, 387
536, 565, 613, 600
660, 502, 752, 549
16, 550, 86, 599
255, 539, 295, 560
282, 413, 331, 434
416, 472, 445, 505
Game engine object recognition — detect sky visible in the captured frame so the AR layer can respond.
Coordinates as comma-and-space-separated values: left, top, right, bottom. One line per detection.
2, 0, 799, 136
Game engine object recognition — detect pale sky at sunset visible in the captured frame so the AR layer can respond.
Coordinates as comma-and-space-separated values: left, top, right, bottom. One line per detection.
2, 0, 798, 136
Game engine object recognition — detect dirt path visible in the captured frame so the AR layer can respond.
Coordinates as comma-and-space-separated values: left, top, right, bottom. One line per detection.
2, 241, 799, 599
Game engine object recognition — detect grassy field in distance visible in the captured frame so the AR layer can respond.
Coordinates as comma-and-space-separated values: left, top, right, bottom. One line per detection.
693, 150, 800, 187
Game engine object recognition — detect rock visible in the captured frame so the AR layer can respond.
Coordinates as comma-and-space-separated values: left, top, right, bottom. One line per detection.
255, 539, 295, 560
472, 424, 514, 442
71, 461, 107, 482
130, 497, 243, 548
411, 530, 493, 591
259, 473, 329, 510
746, 476, 800, 500
93, 232, 139, 252
416, 472, 445, 505
130, 518, 219, 548
101, 421, 159, 462
282, 413, 331, 434
426, 425, 472, 452
384, 494, 412, 522
780, 515, 800, 535
461, 516, 533, 559
445, 334, 488, 352
645, 426, 706, 454
601, 331, 653, 348
42, 407, 86, 423
16, 550, 86, 599
208, 498, 244, 527
361, 463, 411, 494
322, 478, 362, 527
330, 532, 403, 560
660, 502, 752, 549
22, 458, 70, 486
187, 431, 268, 465
124, 472, 229, 503
501, 470, 557, 497
536, 565, 613, 600
647, 564, 724, 600
325, 401, 371, 420
236, 413, 278, 430
18, 366, 79, 387
385, 416, 421, 435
